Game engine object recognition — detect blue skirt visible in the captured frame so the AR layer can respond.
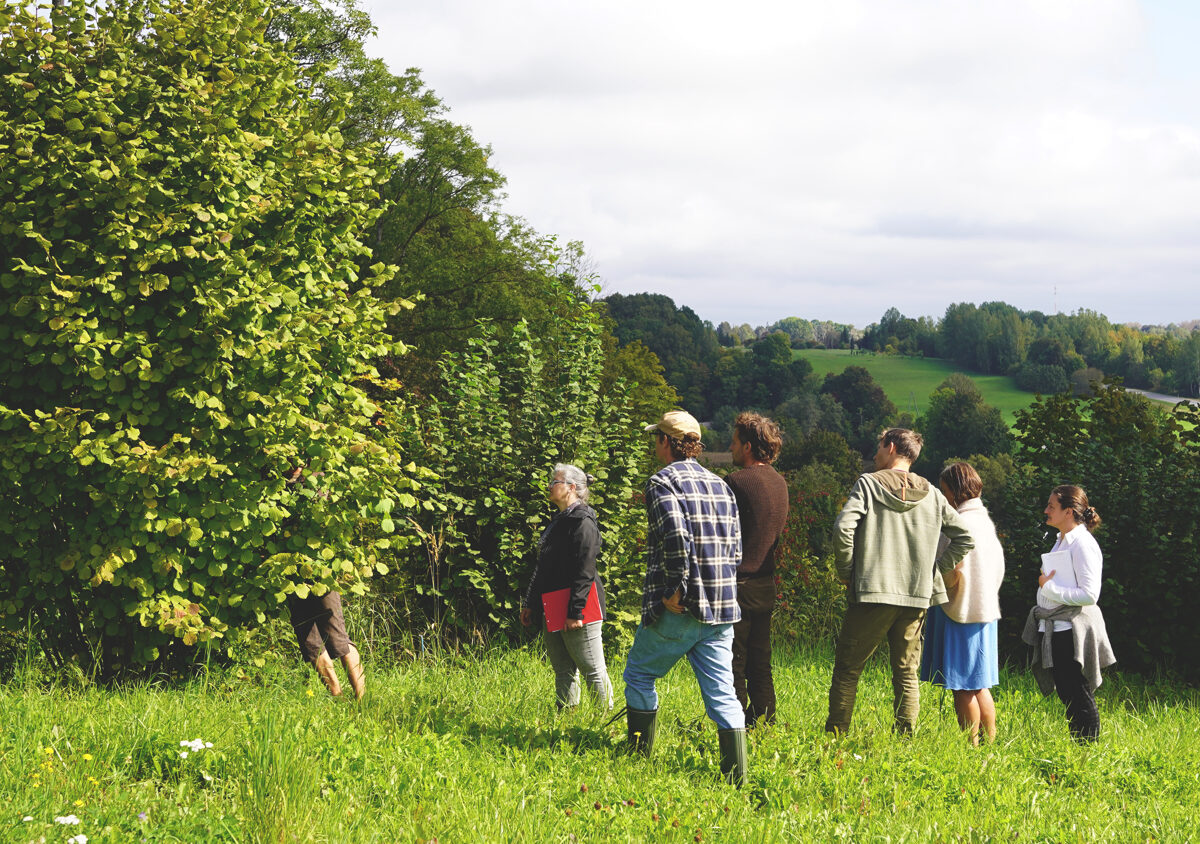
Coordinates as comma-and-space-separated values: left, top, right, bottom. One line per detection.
920, 605, 999, 691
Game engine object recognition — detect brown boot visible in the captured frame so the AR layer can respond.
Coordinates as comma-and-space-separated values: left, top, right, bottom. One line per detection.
341, 645, 365, 700
314, 649, 342, 697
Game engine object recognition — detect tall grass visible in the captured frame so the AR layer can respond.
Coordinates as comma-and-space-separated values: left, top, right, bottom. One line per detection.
3, 644, 1197, 841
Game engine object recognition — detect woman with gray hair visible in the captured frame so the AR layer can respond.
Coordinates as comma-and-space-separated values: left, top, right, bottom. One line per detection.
520, 463, 612, 709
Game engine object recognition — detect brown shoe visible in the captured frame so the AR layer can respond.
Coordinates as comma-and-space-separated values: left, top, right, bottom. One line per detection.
314, 649, 342, 697
341, 645, 365, 700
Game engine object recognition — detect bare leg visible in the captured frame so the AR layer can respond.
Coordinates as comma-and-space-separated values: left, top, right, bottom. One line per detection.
977, 688, 996, 742
341, 644, 365, 700
953, 690, 981, 745
314, 649, 342, 697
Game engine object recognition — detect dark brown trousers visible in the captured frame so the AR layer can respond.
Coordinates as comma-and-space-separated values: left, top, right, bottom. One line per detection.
732, 575, 777, 725
287, 591, 351, 662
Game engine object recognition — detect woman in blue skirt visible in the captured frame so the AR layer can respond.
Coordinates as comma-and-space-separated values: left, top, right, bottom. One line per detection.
921, 462, 1005, 744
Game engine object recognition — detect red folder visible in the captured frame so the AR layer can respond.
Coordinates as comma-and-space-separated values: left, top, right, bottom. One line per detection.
541, 581, 602, 633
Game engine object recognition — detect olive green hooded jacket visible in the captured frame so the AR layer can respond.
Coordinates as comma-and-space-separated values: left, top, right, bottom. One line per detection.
834, 469, 974, 609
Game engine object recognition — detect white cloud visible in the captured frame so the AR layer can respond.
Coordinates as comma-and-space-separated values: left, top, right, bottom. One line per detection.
361, 0, 1200, 327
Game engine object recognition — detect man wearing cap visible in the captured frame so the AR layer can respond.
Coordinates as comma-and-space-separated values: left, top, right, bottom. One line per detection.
623, 410, 747, 786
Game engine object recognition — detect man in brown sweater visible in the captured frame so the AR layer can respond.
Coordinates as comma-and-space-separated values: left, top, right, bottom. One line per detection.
726, 412, 790, 725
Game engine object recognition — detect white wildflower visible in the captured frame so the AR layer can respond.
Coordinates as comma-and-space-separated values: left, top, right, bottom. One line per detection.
22, 816, 32, 822
55, 814, 82, 825
68, 835, 89, 844
178, 751, 189, 759
179, 738, 212, 753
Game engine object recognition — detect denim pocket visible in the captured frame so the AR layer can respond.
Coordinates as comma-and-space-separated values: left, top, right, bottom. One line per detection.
651, 609, 688, 642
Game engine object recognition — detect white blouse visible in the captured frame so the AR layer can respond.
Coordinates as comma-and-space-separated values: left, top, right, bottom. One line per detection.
1037, 524, 1103, 632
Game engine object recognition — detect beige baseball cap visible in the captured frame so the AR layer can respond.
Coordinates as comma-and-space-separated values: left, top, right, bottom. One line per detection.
644, 410, 702, 440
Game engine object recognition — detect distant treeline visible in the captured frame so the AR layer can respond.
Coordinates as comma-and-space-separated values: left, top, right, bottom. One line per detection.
859, 304, 1200, 398
602, 295, 1200, 421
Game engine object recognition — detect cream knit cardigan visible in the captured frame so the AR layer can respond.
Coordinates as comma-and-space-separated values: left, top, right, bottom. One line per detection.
938, 498, 1005, 624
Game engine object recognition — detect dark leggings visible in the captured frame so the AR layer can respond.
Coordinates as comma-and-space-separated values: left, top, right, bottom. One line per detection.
1051, 631, 1100, 741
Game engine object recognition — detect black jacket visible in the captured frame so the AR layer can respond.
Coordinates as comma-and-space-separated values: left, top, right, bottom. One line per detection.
523, 503, 607, 622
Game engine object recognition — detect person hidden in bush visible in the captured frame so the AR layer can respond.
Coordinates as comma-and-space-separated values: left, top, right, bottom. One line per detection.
284, 466, 365, 700
826, 428, 974, 735
623, 410, 748, 786
289, 590, 365, 700
520, 463, 612, 710
920, 462, 1005, 745
1021, 485, 1116, 742
726, 412, 789, 727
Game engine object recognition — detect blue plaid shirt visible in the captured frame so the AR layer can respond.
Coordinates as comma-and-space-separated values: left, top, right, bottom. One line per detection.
641, 459, 742, 626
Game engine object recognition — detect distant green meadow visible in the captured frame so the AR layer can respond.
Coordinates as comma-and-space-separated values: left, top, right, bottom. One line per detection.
795, 349, 1037, 424
5, 645, 1198, 842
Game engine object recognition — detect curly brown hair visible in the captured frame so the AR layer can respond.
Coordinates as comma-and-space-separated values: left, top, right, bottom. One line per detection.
733, 412, 782, 464
658, 431, 704, 460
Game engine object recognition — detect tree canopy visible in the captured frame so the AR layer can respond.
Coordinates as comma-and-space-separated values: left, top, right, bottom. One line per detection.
0, 0, 413, 671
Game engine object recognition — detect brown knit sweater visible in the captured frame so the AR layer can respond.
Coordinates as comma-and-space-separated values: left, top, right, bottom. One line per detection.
726, 464, 789, 578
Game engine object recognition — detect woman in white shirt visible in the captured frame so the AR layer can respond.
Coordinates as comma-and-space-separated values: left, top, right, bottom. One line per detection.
920, 462, 1005, 744
1035, 484, 1107, 741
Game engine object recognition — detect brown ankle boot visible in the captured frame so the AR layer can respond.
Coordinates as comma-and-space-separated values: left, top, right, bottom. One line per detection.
314, 650, 342, 696
341, 645, 365, 700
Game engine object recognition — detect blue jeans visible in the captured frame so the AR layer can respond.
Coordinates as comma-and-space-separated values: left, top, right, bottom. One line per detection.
623, 611, 745, 730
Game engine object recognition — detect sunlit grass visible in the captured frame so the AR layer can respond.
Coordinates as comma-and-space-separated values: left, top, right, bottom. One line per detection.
3, 644, 1197, 841
796, 349, 1037, 424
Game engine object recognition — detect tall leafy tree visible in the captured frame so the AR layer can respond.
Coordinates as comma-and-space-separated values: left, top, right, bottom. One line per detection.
0, 0, 411, 671
820, 366, 897, 453
601, 292, 721, 416
916, 375, 1011, 475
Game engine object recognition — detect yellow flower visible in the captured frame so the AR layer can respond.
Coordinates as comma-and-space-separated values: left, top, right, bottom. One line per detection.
88, 776, 99, 785
82, 754, 93, 761
44, 747, 54, 755
31, 782, 40, 789
306, 688, 314, 697
74, 799, 85, 807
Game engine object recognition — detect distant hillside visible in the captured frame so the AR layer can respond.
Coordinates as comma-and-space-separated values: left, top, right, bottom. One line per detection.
795, 350, 1036, 424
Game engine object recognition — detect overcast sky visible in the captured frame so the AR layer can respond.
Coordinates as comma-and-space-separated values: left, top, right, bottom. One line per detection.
359, 0, 1200, 330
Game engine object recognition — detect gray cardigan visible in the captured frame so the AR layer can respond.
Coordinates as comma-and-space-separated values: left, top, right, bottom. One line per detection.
1021, 604, 1116, 694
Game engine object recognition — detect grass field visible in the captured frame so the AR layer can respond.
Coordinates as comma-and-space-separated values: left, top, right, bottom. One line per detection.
796, 350, 1037, 424
5, 645, 1198, 842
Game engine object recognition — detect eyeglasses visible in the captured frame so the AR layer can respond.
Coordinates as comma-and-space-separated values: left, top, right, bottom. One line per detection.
549, 480, 570, 488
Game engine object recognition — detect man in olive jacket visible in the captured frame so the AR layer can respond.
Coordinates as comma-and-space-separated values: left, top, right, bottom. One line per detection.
825, 428, 974, 735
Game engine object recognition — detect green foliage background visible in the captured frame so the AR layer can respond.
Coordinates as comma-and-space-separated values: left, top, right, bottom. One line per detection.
0, 0, 414, 671
997, 387, 1200, 683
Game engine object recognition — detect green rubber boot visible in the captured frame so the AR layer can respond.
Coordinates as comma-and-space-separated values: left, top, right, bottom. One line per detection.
626, 707, 658, 756
718, 728, 748, 787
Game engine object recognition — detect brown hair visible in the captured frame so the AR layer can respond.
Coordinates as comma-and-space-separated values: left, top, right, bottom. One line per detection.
658, 430, 704, 460
1051, 484, 1101, 531
733, 412, 782, 464
939, 462, 982, 508
879, 427, 923, 462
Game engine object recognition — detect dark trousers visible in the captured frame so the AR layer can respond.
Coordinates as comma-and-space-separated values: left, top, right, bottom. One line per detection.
731, 575, 776, 725
1051, 630, 1100, 741
287, 591, 351, 662
826, 603, 926, 734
